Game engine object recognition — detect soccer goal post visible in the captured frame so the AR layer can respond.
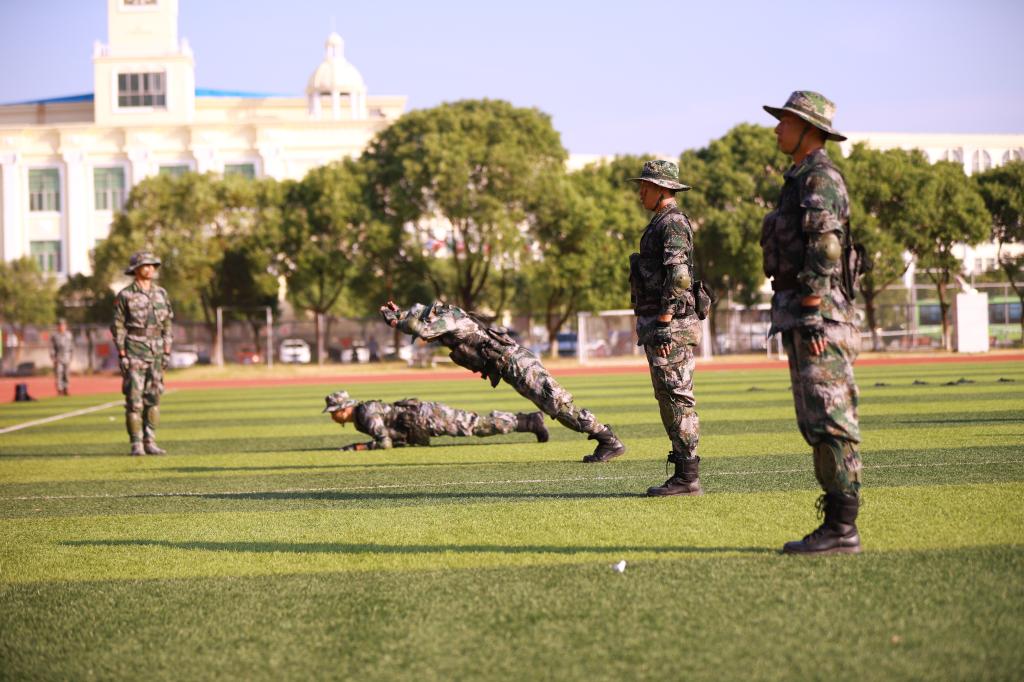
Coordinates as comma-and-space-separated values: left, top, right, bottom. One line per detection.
575, 310, 713, 363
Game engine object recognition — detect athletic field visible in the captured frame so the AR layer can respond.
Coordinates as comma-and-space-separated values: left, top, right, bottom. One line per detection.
1, 359, 1022, 680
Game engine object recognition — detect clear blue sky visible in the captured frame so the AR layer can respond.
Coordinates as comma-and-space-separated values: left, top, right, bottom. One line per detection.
1, 0, 1022, 155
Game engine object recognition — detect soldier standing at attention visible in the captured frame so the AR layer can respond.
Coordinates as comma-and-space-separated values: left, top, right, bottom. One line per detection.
322, 390, 548, 450
112, 252, 174, 456
50, 318, 73, 396
628, 161, 706, 497
380, 301, 626, 462
761, 91, 863, 554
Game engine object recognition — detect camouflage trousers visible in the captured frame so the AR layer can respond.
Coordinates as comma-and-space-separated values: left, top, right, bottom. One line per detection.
54, 362, 70, 393
639, 316, 701, 457
781, 322, 862, 496
416, 402, 517, 438
122, 354, 165, 443
496, 346, 603, 436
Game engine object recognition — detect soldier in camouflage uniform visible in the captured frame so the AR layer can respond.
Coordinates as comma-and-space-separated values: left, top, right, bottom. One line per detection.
380, 301, 626, 462
112, 251, 174, 456
761, 91, 863, 554
50, 318, 73, 396
322, 390, 549, 450
628, 161, 707, 497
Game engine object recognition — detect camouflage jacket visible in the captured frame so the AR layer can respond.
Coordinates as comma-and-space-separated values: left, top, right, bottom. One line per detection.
630, 204, 697, 319
111, 280, 174, 359
760, 148, 856, 334
353, 400, 431, 449
50, 330, 73, 363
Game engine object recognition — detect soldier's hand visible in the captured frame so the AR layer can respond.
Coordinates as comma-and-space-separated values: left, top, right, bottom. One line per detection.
119, 356, 131, 374
340, 442, 367, 452
379, 301, 401, 327
649, 322, 673, 358
800, 305, 827, 357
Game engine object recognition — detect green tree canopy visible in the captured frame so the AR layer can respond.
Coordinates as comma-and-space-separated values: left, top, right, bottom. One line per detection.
975, 160, 1024, 342
0, 257, 56, 364
362, 99, 567, 311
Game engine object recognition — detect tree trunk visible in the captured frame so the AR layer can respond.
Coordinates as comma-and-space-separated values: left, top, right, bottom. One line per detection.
85, 327, 95, 373
863, 291, 881, 351
315, 311, 325, 365
936, 278, 952, 351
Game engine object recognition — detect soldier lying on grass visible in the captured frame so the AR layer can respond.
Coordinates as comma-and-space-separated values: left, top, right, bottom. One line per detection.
323, 390, 548, 451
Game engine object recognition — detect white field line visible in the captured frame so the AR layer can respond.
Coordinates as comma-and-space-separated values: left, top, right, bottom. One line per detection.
2, 459, 1019, 502
0, 400, 122, 435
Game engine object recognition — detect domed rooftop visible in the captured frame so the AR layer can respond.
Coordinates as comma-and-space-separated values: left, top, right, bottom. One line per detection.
307, 32, 366, 94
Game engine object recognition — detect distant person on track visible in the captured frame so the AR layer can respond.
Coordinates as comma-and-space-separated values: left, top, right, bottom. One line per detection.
50, 318, 74, 396
761, 91, 863, 554
628, 160, 710, 497
112, 251, 174, 456
323, 390, 548, 450
380, 300, 626, 462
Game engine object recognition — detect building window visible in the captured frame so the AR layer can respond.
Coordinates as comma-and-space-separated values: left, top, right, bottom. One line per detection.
117, 72, 166, 108
1003, 149, 1023, 164
28, 168, 61, 212
224, 163, 256, 179
123, 0, 158, 5
940, 149, 963, 164
159, 165, 190, 177
94, 167, 126, 211
30, 240, 62, 273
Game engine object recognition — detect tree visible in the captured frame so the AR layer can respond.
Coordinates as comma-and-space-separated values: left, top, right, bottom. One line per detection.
0, 257, 56, 365
835, 145, 932, 350
976, 160, 1024, 343
362, 99, 567, 312
94, 173, 285, 361
678, 124, 789, 344
904, 161, 991, 350
57, 273, 115, 372
279, 160, 369, 363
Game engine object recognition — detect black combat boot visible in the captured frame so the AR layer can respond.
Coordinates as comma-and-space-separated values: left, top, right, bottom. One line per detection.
130, 442, 145, 457
782, 492, 861, 555
582, 427, 626, 463
647, 452, 703, 496
516, 412, 549, 442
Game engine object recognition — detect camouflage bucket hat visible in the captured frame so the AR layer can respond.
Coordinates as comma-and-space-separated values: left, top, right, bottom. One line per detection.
323, 390, 358, 413
124, 251, 162, 275
629, 160, 691, 192
763, 91, 847, 142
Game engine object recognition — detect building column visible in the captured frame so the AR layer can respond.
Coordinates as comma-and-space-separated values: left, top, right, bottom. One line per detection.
192, 147, 217, 174
0, 152, 24, 262
61, 149, 91, 276
257, 146, 281, 179
331, 91, 341, 120
126, 148, 153, 185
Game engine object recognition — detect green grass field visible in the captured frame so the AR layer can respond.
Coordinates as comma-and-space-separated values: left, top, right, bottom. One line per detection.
1, 360, 1022, 681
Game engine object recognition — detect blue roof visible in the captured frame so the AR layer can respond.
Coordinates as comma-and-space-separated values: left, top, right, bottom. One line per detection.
3, 88, 287, 106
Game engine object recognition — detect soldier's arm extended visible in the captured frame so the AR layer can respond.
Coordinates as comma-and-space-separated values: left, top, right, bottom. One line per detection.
659, 214, 694, 318
797, 169, 846, 300
160, 289, 174, 355
382, 301, 473, 344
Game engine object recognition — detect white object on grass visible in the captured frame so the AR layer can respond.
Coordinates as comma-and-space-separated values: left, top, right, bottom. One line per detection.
612, 560, 627, 573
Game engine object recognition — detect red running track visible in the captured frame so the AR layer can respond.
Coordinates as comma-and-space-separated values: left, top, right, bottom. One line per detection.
2, 353, 1022, 402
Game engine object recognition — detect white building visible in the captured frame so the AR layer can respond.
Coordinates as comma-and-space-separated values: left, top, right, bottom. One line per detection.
840, 132, 1024, 275
0, 0, 406, 278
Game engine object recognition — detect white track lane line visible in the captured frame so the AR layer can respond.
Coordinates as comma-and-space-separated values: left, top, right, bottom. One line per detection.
0, 400, 122, 435
2, 460, 1018, 502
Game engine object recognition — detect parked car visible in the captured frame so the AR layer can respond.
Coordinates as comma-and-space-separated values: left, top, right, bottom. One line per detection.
279, 338, 312, 364
556, 332, 578, 357
235, 346, 261, 365
167, 344, 200, 369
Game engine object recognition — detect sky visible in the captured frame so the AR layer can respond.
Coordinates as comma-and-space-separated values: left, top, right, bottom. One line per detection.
0, 0, 1022, 156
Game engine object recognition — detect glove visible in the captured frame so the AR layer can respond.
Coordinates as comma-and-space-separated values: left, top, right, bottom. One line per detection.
119, 356, 131, 374
800, 305, 826, 348
379, 303, 401, 326
648, 321, 673, 349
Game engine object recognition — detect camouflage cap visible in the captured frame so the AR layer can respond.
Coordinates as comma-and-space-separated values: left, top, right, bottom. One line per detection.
763, 91, 847, 142
323, 390, 358, 413
629, 160, 691, 192
124, 251, 162, 275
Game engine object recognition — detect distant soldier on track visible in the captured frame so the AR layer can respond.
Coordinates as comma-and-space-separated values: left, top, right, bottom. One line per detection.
112, 251, 174, 456
323, 390, 548, 450
760, 91, 863, 554
380, 300, 626, 462
628, 160, 709, 497
50, 318, 73, 396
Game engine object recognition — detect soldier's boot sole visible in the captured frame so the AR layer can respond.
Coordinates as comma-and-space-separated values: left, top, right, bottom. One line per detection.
582, 444, 626, 463
782, 530, 861, 555
646, 483, 703, 497
782, 541, 862, 555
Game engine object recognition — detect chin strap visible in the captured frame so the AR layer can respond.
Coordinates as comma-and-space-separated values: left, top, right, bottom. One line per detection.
786, 123, 813, 156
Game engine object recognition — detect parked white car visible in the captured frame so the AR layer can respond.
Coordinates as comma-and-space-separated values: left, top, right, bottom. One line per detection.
279, 338, 312, 364
167, 345, 200, 369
